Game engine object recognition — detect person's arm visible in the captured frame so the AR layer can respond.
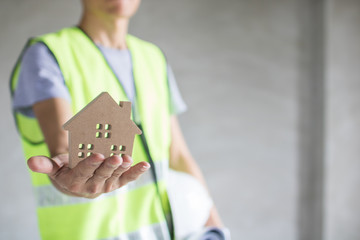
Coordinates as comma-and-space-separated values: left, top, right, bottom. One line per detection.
28, 97, 150, 198
169, 116, 223, 227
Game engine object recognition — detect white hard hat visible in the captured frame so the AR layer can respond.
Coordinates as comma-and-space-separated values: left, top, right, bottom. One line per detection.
167, 169, 213, 239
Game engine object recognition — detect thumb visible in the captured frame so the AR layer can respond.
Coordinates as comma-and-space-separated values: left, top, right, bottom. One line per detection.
27, 155, 62, 175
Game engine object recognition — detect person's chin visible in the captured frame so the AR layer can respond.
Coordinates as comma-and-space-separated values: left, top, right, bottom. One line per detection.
106, 5, 135, 18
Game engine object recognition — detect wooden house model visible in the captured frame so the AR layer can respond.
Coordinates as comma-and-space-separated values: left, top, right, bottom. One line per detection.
63, 92, 142, 168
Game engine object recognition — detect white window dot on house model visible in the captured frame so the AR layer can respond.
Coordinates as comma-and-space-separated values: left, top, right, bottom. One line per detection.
109, 145, 126, 156
77, 143, 94, 159
109, 153, 123, 157
95, 123, 112, 138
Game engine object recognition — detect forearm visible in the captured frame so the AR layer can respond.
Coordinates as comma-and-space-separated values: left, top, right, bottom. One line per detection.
169, 116, 223, 227
170, 151, 223, 226
169, 117, 206, 185
169, 152, 207, 187
170, 151, 223, 227
33, 98, 74, 196
33, 98, 72, 157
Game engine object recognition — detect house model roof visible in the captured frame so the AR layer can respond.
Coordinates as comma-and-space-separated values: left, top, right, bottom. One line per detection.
63, 92, 142, 168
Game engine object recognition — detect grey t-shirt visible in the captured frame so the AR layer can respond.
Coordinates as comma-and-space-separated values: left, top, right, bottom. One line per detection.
12, 42, 187, 118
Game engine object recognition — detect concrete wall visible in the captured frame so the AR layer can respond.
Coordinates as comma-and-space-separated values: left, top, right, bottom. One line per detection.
324, 0, 360, 239
0, 0, 359, 239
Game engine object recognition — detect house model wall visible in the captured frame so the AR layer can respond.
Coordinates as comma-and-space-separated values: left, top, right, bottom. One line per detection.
63, 92, 142, 168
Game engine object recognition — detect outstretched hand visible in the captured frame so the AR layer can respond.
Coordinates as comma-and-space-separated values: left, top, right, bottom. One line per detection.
27, 153, 150, 198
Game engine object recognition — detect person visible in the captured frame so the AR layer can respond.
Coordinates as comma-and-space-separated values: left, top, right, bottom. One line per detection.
10, 0, 224, 239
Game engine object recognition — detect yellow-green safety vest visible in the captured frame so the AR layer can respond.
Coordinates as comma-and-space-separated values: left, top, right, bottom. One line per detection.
10, 27, 173, 240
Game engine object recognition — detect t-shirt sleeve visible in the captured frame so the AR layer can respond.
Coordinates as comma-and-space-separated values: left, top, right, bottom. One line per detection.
12, 42, 71, 118
167, 65, 187, 115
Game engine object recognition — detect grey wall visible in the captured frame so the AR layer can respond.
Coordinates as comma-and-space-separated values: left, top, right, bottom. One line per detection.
325, 0, 360, 239
0, 0, 359, 240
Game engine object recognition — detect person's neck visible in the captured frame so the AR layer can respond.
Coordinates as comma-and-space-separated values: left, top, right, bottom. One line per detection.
79, 13, 129, 49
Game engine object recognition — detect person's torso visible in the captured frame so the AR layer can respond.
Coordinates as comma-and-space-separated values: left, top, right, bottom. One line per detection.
10, 26, 173, 240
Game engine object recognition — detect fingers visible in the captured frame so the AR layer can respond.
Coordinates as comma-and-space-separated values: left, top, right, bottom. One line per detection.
28, 156, 61, 175
29, 153, 150, 198
80, 155, 136, 194
94, 155, 124, 180
102, 155, 133, 192
85, 155, 123, 193
117, 161, 150, 188
52, 153, 105, 194
65, 153, 105, 183
110, 155, 133, 177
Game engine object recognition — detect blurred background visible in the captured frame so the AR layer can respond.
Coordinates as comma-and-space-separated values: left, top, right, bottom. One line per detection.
1, 0, 359, 239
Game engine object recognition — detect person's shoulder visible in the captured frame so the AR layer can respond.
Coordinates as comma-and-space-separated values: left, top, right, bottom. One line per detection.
32, 27, 79, 42
22, 42, 53, 65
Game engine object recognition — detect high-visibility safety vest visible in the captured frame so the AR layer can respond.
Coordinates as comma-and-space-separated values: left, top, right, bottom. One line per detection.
10, 27, 173, 240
